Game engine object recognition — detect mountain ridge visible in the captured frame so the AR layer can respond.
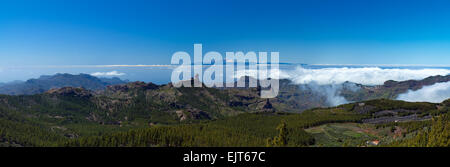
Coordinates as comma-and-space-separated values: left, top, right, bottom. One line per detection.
0, 75, 448, 147
0, 73, 128, 95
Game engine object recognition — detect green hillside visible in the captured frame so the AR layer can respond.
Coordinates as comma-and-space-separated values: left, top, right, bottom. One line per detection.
0, 77, 448, 147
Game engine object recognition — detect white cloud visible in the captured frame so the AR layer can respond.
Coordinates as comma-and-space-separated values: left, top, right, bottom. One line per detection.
235, 66, 450, 106
91, 71, 125, 77
286, 66, 450, 85
235, 66, 450, 85
92, 64, 173, 68
397, 81, 450, 103
299, 83, 350, 106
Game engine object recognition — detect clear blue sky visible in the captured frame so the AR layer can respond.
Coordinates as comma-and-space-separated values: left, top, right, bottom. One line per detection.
1, 0, 450, 66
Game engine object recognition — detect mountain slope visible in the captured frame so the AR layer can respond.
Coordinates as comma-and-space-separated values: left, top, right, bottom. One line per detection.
0, 73, 127, 95
0, 75, 449, 147
341, 75, 450, 101
61, 98, 449, 147
275, 75, 450, 110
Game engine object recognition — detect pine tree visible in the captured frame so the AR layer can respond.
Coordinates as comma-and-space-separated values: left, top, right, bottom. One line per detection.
267, 120, 288, 147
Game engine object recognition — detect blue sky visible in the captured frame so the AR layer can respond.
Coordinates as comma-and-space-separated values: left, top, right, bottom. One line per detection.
1, 0, 450, 67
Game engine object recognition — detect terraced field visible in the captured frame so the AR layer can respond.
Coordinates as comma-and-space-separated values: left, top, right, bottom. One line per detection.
305, 123, 395, 147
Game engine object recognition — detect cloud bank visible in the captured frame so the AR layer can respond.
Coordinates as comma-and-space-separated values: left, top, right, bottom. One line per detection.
236, 66, 450, 106
285, 66, 450, 85
236, 66, 449, 85
397, 81, 450, 103
288, 67, 450, 105
91, 71, 125, 77
299, 83, 353, 106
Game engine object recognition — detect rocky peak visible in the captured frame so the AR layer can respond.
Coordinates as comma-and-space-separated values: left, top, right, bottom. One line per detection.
106, 81, 159, 92
46, 87, 93, 98
256, 99, 275, 112
263, 99, 273, 109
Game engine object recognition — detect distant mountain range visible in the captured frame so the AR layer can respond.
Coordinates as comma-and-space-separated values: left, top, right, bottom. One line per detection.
0, 73, 128, 95
271, 75, 450, 111
0, 74, 448, 147
0, 73, 448, 112
341, 75, 450, 101
0, 74, 448, 124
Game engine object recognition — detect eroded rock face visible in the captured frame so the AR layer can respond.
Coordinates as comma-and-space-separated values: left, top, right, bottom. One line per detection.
101, 81, 161, 99
46, 87, 93, 98
175, 109, 210, 121
255, 99, 275, 112
175, 110, 187, 121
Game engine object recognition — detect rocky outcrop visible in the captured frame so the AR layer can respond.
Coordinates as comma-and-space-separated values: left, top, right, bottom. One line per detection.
256, 99, 275, 112
106, 81, 159, 92
176, 108, 210, 121
263, 99, 273, 109
46, 87, 93, 98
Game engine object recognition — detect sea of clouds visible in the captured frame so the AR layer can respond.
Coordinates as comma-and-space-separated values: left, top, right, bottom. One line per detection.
237, 66, 450, 85
284, 66, 450, 85
236, 66, 450, 105
397, 81, 450, 103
